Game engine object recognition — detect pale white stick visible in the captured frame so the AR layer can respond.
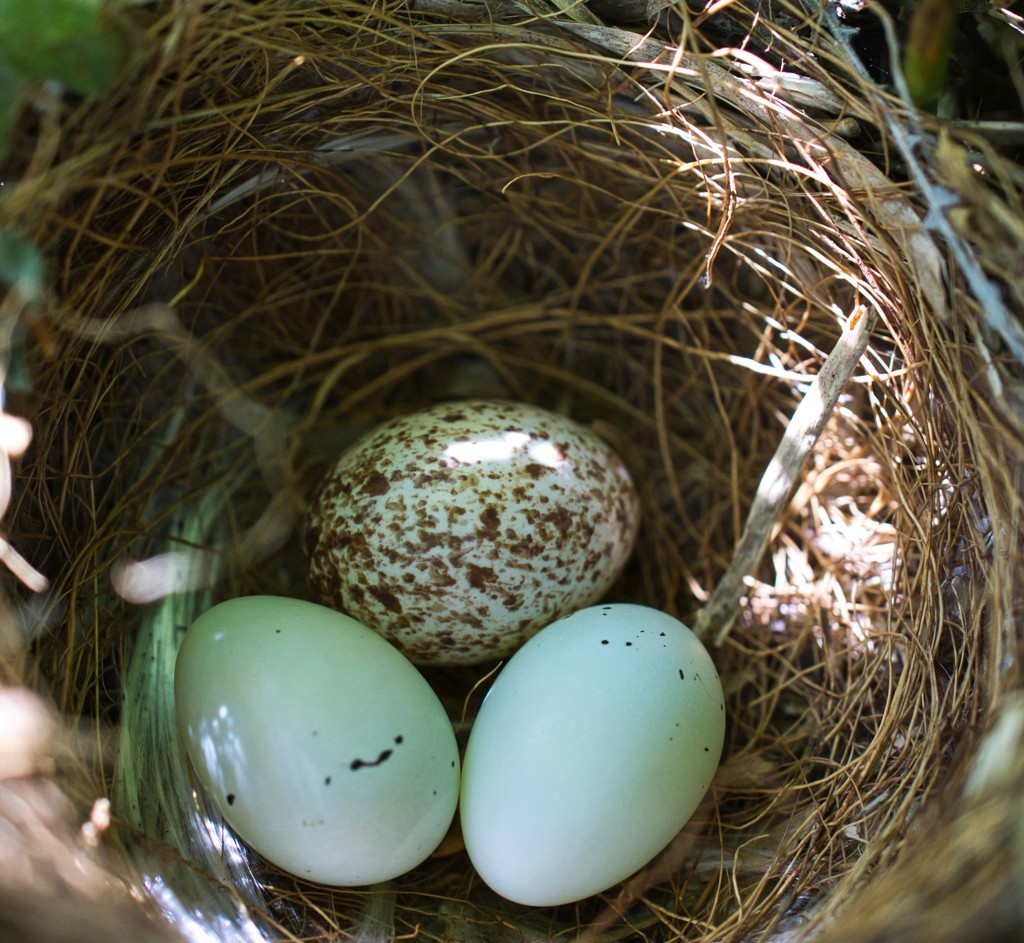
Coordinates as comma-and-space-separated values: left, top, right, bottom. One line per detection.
694, 306, 876, 645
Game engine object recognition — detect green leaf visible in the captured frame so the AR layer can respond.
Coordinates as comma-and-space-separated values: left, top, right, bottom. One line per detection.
904, 0, 959, 109
0, 229, 46, 304
0, 0, 128, 96
0, 57, 25, 163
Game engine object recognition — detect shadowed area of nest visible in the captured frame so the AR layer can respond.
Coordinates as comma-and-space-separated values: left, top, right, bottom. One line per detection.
1, 0, 1022, 941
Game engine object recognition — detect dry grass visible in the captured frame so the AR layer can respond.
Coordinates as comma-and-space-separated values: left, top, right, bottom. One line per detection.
1, 0, 1022, 940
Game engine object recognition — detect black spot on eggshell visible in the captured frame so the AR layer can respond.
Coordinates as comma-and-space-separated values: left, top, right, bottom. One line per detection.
350, 749, 394, 771
226, 793, 236, 806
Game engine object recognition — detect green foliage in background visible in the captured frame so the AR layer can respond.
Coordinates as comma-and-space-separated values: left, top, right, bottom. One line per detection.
0, 0, 130, 160
0, 59, 25, 163
904, 0, 960, 109
0, 0, 128, 370
0, 228, 42, 390
0, 0, 128, 94
0, 229, 45, 305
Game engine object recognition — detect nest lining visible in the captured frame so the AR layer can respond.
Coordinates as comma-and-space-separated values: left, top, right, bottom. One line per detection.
1, 0, 1022, 941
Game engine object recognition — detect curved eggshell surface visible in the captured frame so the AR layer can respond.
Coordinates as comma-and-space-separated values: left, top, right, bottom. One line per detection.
303, 399, 640, 665
459, 603, 725, 906
174, 596, 460, 886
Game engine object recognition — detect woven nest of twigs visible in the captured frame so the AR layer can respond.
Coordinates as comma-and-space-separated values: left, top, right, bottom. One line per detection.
2, 0, 1024, 941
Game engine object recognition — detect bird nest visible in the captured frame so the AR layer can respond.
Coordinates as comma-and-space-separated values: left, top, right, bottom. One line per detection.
2, 0, 1024, 941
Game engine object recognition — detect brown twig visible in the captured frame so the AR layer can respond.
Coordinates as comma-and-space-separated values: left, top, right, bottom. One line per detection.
694, 306, 877, 645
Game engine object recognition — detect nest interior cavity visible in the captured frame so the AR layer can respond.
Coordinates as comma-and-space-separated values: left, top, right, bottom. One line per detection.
2, 0, 1023, 941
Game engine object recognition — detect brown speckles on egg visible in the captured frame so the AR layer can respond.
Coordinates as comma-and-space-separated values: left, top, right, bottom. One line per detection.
417, 530, 446, 551
544, 506, 573, 532
466, 563, 496, 590
368, 586, 403, 613
302, 399, 640, 665
362, 472, 391, 496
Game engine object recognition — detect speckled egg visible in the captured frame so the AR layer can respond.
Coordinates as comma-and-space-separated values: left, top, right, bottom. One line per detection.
303, 399, 640, 665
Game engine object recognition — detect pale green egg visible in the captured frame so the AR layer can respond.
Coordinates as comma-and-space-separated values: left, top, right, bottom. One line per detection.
459, 603, 725, 906
174, 595, 460, 885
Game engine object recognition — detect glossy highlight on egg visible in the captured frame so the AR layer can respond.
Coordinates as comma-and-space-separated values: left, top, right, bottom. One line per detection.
173, 595, 461, 886
303, 399, 640, 665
